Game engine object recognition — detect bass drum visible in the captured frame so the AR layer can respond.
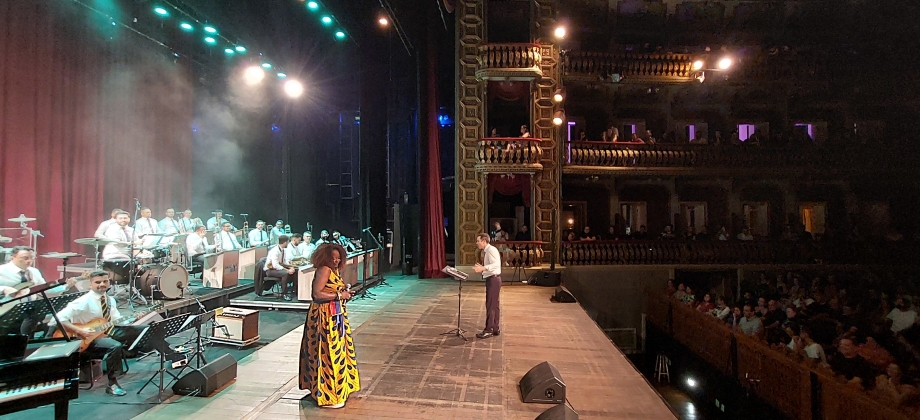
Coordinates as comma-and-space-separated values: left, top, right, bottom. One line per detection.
137, 264, 188, 299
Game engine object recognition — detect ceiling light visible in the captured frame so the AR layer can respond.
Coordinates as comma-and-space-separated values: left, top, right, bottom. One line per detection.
204, 26, 217, 34
692, 60, 704, 71
335, 31, 346, 39
204, 37, 216, 44
307, 1, 319, 10
284, 80, 304, 98
321, 16, 332, 25
244, 66, 265, 85
261, 62, 273, 69
554, 26, 566, 39
235, 45, 246, 53
179, 22, 193, 31
717, 57, 732, 70
154, 7, 169, 17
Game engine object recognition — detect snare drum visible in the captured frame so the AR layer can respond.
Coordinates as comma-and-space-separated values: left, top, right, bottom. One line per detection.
137, 264, 189, 299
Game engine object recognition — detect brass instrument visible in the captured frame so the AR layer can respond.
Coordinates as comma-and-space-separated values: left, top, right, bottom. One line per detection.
290, 257, 309, 267
192, 217, 202, 228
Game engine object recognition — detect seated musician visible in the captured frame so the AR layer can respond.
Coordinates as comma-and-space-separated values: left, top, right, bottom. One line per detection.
93, 208, 123, 239
158, 208, 181, 235
216, 222, 243, 251
0, 246, 49, 336
101, 211, 139, 260
178, 209, 197, 233
134, 207, 160, 238
301, 232, 317, 260
248, 220, 270, 247
54, 271, 127, 396
206, 210, 234, 231
332, 230, 357, 253
265, 235, 297, 301
289, 233, 304, 259
270, 220, 286, 246
186, 225, 217, 274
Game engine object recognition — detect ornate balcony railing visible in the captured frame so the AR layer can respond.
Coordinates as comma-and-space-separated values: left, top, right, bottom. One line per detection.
476, 43, 543, 80
494, 241, 547, 268
476, 138, 543, 173
647, 293, 914, 420
564, 51, 697, 83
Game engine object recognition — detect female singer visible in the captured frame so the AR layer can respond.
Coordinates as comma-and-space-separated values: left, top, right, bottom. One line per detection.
298, 243, 360, 408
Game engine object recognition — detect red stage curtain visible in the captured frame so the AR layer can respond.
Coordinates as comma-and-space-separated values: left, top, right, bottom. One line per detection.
487, 174, 532, 204
0, 1, 192, 275
420, 17, 447, 278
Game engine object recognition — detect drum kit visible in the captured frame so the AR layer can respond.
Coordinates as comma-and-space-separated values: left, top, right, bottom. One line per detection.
0, 214, 41, 263
72, 235, 189, 303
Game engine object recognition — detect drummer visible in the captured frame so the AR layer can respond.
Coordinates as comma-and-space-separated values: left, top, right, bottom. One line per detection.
101, 211, 139, 260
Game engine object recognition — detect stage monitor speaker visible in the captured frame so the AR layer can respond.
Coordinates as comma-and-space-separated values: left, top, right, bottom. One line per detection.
533, 270, 561, 287
535, 404, 579, 420
172, 354, 238, 396
519, 361, 565, 404
550, 285, 577, 303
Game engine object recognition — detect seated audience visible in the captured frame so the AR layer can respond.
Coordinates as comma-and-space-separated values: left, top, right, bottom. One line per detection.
696, 293, 715, 313
710, 296, 731, 320
887, 297, 917, 334
830, 338, 876, 389
738, 305, 763, 337
874, 364, 918, 407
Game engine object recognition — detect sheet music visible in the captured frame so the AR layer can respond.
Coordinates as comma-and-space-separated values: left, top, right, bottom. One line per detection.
441, 266, 469, 281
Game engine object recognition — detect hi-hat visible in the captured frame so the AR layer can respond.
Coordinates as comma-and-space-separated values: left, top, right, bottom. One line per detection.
42, 252, 83, 259
0, 235, 11, 243
75, 237, 117, 246
8, 214, 36, 223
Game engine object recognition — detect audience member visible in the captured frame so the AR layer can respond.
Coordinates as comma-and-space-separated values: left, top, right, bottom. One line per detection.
830, 338, 876, 389
739, 305, 763, 337
697, 293, 715, 313
887, 297, 917, 333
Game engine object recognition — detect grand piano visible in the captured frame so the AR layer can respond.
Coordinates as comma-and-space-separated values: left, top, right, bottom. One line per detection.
0, 282, 83, 419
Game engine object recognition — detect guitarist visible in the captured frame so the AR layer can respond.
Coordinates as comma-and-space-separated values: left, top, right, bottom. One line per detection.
0, 246, 76, 335
54, 270, 128, 396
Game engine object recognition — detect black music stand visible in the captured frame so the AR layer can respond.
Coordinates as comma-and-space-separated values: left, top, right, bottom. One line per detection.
440, 266, 469, 341
365, 229, 390, 287
135, 313, 192, 400
0, 292, 85, 340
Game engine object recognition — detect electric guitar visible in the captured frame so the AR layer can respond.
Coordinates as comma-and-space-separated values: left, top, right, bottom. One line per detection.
0, 271, 92, 316
52, 303, 163, 352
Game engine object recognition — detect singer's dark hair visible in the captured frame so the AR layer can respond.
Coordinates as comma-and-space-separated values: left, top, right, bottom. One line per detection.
89, 270, 109, 278
115, 211, 130, 217
9, 246, 34, 257
312, 243, 347, 270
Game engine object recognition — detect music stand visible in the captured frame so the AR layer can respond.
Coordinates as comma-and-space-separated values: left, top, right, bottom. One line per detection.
440, 266, 469, 341
0, 292, 85, 340
135, 313, 192, 400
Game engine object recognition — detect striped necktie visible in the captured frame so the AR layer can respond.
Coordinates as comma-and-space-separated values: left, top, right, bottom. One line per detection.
100, 295, 111, 321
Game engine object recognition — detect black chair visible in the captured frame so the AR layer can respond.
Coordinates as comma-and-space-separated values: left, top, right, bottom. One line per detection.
254, 257, 281, 296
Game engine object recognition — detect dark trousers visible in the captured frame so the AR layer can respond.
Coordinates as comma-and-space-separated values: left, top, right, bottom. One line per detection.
83, 337, 123, 385
266, 269, 295, 295
485, 275, 502, 333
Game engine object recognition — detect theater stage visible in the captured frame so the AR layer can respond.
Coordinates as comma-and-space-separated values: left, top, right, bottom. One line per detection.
131, 274, 676, 420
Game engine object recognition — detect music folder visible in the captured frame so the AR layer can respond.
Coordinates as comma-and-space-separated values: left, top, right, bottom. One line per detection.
441, 266, 469, 281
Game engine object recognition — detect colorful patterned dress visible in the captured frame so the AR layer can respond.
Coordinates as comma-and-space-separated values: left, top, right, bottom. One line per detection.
299, 269, 360, 406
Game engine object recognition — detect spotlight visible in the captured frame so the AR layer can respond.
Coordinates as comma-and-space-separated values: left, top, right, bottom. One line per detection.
567, 218, 574, 225
204, 26, 217, 34
692, 60, 704, 71
284, 80, 304, 98
154, 7, 169, 17
261, 62, 273, 69
378, 17, 389, 27
307, 1, 319, 10
552, 110, 566, 126
235, 45, 246, 53
335, 31, 346, 39
321, 16, 332, 25
179, 22, 193, 31
204, 37, 216, 44
244, 66, 265, 85
554, 26, 566, 39
686, 377, 697, 388
717, 57, 732, 70
224, 48, 235, 55
553, 88, 565, 103
277, 72, 287, 78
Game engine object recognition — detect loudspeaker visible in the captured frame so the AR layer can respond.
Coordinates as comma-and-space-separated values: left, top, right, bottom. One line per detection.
533, 270, 561, 287
172, 354, 238, 396
535, 404, 579, 420
519, 361, 565, 404
550, 285, 577, 303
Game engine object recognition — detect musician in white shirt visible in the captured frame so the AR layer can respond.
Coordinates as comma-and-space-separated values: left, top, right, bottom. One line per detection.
216, 222, 243, 251
473, 233, 502, 338
301, 232, 317, 260
0, 246, 51, 335
54, 271, 127, 396
134, 207, 160, 238
178, 209, 196, 233
102, 212, 138, 260
186, 225, 216, 273
270, 220, 286, 245
248, 220, 270, 247
206, 210, 233, 231
94, 208, 123, 238
264, 235, 296, 301
332, 230, 357, 252
158, 208, 181, 235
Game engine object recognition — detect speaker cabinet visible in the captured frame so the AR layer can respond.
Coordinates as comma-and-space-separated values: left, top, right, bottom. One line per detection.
519, 361, 565, 404
533, 270, 561, 287
172, 354, 238, 396
550, 286, 577, 303
535, 404, 579, 420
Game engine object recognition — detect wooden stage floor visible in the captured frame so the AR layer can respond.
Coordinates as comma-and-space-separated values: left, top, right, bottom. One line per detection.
133, 274, 676, 420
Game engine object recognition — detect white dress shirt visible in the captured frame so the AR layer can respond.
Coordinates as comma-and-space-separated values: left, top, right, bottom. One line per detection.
179, 217, 196, 233
94, 218, 116, 238
216, 230, 243, 251
0, 262, 47, 298
481, 244, 501, 278
186, 234, 215, 256
134, 217, 160, 238
265, 245, 287, 271
206, 217, 233, 231
102, 224, 135, 260
55, 290, 121, 325
248, 229, 269, 247
301, 242, 316, 260
270, 227, 286, 245
159, 217, 181, 235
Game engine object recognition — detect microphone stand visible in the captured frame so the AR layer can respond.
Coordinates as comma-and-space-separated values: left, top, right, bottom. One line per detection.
364, 227, 389, 287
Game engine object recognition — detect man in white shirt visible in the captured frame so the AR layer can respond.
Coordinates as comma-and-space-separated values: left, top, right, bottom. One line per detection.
0, 246, 49, 335
301, 232, 317, 260
332, 231, 357, 252
206, 210, 233, 231
102, 212, 138, 260
887, 297, 918, 333
248, 220, 270, 247
473, 232, 502, 338
94, 208, 123, 238
178, 209, 196, 233
158, 208, 181, 235
54, 271, 127, 396
287, 233, 304, 261
134, 207, 159, 238
315, 229, 331, 245
216, 222, 243, 251
270, 220, 286, 245
186, 225, 217, 272
265, 235, 296, 301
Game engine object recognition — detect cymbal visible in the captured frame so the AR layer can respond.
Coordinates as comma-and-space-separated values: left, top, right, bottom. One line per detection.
42, 252, 83, 259
142, 233, 167, 237
0, 236, 11, 243
134, 244, 161, 250
8, 214, 36, 223
75, 237, 117, 246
